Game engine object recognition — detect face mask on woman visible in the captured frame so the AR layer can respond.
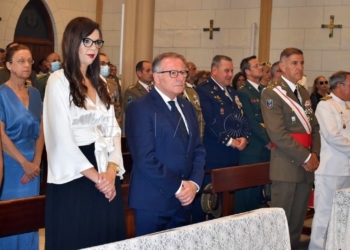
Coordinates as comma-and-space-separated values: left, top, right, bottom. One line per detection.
100, 65, 110, 78
51, 61, 61, 72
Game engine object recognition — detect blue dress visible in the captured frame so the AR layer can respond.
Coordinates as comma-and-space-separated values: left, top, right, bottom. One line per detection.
0, 84, 42, 250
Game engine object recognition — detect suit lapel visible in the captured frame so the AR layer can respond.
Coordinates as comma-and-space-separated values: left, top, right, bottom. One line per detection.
150, 89, 185, 138
281, 79, 300, 105
246, 82, 260, 98
209, 79, 231, 105
136, 81, 149, 95
178, 97, 193, 152
298, 84, 310, 107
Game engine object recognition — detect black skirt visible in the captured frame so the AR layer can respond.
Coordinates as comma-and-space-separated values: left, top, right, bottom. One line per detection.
45, 143, 126, 250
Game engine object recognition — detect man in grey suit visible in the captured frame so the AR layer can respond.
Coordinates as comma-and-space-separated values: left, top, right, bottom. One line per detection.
123, 60, 153, 111
261, 48, 320, 249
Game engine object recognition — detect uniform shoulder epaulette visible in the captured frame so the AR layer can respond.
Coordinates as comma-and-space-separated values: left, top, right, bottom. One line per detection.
321, 95, 332, 101
267, 81, 278, 89
238, 85, 245, 90
298, 84, 306, 90
127, 85, 136, 89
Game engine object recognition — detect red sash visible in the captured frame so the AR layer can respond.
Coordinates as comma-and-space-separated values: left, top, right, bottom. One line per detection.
271, 133, 312, 148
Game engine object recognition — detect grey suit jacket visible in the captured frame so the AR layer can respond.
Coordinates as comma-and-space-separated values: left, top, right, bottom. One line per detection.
261, 80, 320, 183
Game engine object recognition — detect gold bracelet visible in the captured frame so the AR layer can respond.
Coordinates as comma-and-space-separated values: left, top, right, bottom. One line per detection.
107, 163, 120, 174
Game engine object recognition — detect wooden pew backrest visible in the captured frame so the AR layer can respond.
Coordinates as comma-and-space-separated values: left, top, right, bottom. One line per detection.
211, 162, 271, 193
0, 195, 45, 237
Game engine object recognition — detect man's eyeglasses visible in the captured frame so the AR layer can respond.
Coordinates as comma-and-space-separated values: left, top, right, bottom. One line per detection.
82, 38, 104, 49
319, 81, 328, 85
157, 70, 189, 78
9, 59, 34, 65
250, 64, 263, 69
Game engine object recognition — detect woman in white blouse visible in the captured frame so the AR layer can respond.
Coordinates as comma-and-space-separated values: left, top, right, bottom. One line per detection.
43, 17, 126, 249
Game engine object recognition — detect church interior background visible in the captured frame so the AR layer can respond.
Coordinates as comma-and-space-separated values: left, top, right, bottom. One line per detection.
1, 0, 350, 91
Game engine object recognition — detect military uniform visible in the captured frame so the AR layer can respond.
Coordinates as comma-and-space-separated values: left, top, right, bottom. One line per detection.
123, 81, 149, 111
180, 86, 204, 140
310, 93, 350, 249
34, 73, 50, 100
106, 75, 123, 127
235, 81, 271, 213
192, 77, 251, 223
261, 78, 320, 248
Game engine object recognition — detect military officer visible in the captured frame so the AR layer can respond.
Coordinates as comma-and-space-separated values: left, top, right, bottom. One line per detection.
123, 60, 153, 111
99, 53, 123, 127
179, 84, 204, 140
192, 55, 251, 223
35, 52, 61, 100
236, 55, 271, 213
310, 71, 350, 249
261, 48, 320, 249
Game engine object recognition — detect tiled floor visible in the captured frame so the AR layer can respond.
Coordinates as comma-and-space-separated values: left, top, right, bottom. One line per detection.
39, 229, 45, 250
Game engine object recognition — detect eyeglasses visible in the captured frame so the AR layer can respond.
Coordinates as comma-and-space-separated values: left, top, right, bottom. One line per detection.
82, 38, 104, 49
9, 59, 34, 65
250, 64, 263, 69
157, 70, 189, 78
319, 81, 328, 85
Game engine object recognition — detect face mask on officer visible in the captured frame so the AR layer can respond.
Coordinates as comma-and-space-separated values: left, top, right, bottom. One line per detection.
51, 61, 61, 72
100, 65, 110, 78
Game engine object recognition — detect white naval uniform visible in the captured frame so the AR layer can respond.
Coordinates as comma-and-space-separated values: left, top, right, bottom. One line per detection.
309, 93, 350, 250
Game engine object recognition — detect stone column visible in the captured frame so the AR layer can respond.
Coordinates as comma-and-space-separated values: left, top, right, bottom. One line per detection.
258, 0, 272, 62
122, 0, 155, 93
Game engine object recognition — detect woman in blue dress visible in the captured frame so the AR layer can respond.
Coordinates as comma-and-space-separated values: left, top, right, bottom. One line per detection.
0, 44, 44, 250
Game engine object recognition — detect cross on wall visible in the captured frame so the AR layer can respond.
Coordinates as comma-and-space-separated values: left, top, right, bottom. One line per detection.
321, 15, 342, 38
203, 20, 220, 40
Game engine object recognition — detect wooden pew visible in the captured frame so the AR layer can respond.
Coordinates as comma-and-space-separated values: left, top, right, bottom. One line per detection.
0, 195, 45, 237
0, 185, 135, 239
0, 136, 135, 239
206, 162, 313, 237
206, 162, 271, 216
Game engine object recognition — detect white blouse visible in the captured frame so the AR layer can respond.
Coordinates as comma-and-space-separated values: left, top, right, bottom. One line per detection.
43, 69, 125, 184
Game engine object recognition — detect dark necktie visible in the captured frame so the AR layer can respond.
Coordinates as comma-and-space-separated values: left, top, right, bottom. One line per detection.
294, 87, 301, 105
147, 85, 152, 92
258, 84, 264, 92
168, 101, 189, 146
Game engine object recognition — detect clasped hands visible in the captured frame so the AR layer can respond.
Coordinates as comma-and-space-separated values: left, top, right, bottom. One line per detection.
175, 181, 197, 206
302, 153, 319, 172
95, 169, 116, 202
230, 137, 247, 151
21, 160, 40, 184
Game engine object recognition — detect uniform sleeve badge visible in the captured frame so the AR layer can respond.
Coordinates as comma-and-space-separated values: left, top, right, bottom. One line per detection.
127, 96, 133, 103
266, 99, 273, 109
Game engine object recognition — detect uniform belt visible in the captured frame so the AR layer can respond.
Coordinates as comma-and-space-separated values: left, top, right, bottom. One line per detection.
271, 133, 312, 148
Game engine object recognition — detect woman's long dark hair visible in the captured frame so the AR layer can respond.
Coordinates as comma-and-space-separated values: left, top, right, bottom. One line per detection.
62, 17, 110, 109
